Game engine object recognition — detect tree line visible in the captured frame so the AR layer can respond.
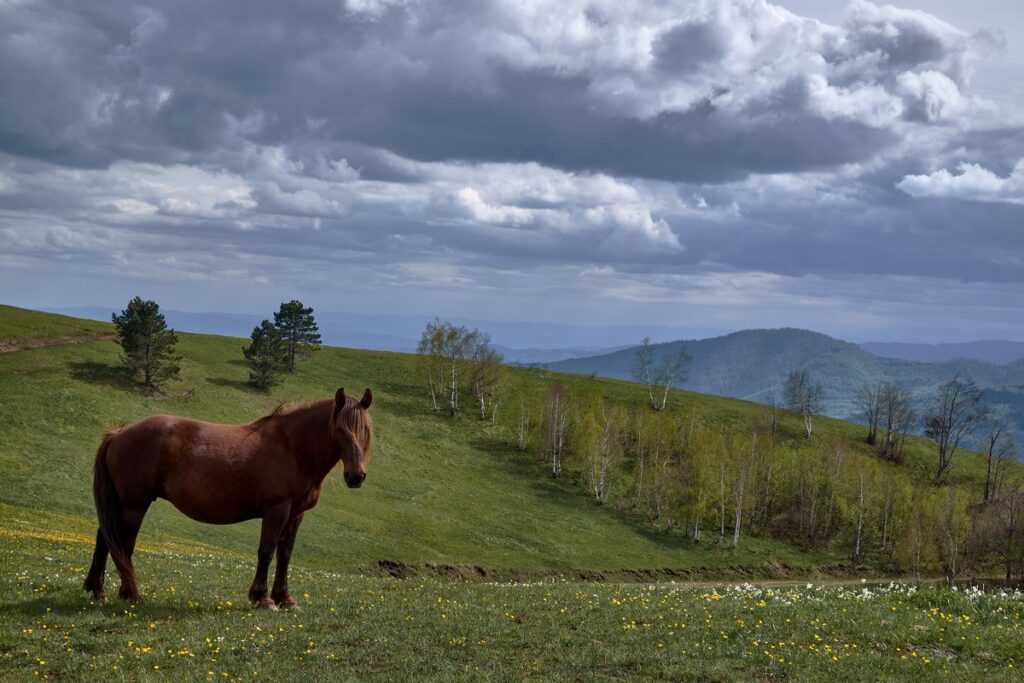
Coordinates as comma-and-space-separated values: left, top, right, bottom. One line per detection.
507, 375, 1023, 582
472, 337, 1020, 581
110, 297, 321, 391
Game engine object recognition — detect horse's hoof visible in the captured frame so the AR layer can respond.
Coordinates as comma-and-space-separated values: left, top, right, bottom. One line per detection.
277, 598, 300, 611
256, 597, 278, 611
93, 591, 107, 602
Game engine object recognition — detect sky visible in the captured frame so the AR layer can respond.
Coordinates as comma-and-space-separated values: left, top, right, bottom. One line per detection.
2, 0, 1023, 344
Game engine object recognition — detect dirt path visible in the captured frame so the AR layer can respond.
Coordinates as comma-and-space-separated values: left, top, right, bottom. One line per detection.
0, 332, 117, 353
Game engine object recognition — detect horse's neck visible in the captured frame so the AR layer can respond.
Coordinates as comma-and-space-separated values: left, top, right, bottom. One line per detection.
279, 403, 339, 481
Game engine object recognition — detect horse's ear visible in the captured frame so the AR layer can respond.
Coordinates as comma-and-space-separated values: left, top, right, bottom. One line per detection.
360, 388, 373, 410
335, 387, 346, 407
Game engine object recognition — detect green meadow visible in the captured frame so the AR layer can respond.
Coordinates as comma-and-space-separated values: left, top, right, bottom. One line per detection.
1, 304, 1021, 681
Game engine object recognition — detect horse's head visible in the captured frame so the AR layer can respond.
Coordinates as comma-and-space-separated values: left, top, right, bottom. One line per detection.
332, 387, 373, 488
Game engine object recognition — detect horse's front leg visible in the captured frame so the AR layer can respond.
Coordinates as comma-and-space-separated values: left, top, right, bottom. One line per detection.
271, 512, 305, 609
249, 501, 291, 610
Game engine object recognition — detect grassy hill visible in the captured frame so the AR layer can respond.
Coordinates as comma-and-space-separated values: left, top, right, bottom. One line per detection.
2, 305, 1022, 681
0, 305, 833, 577
0, 305, 1009, 575
547, 328, 1024, 436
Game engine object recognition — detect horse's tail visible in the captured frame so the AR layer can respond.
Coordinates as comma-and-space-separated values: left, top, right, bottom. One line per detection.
93, 432, 134, 586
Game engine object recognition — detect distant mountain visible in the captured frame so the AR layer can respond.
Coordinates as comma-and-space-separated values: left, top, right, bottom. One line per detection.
496, 345, 631, 364
860, 340, 1024, 365
548, 328, 1024, 439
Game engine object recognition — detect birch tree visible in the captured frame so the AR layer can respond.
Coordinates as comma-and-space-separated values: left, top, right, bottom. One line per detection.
468, 332, 506, 420
633, 337, 690, 411
415, 319, 479, 415
543, 382, 571, 478
783, 370, 824, 438
416, 319, 449, 411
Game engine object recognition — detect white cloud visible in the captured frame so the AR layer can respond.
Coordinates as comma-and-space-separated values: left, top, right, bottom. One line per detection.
455, 187, 536, 226
897, 161, 1024, 205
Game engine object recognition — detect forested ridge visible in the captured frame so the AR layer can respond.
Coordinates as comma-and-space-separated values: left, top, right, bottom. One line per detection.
547, 328, 1024, 435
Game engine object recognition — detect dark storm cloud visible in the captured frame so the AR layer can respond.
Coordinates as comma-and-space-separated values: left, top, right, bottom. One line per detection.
1, 0, 1023, 340
653, 19, 728, 74
0, 0, 984, 180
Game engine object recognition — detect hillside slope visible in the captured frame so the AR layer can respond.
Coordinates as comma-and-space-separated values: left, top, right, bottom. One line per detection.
548, 328, 1024, 434
0, 306, 833, 577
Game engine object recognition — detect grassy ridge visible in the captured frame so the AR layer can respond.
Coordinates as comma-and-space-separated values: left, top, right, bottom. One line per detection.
0, 305, 830, 575
0, 304, 111, 349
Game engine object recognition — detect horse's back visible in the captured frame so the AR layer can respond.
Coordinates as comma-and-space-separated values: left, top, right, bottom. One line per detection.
105, 414, 265, 519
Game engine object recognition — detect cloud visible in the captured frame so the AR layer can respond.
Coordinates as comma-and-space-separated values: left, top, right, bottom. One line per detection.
897, 161, 1024, 205
0, 0, 995, 182
0, 0, 1022, 341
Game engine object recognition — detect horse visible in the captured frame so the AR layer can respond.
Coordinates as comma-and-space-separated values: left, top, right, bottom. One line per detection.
83, 387, 373, 610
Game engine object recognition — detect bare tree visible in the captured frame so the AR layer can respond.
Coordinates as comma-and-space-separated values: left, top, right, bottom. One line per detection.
542, 382, 571, 478
416, 319, 480, 415
766, 391, 780, 445
993, 482, 1024, 581
938, 486, 970, 584
588, 404, 624, 505
514, 396, 533, 451
633, 337, 690, 411
983, 428, 1017, 503
855, 382, 884, 446
468, 332, 505, 421
851, 465, 869, 563
783, 370, 824, 438
416, 319, 448, 411
644, 416, 678, 524
731, 434, 760, 548
879, 383, 915, 462
923, 377, 987, 485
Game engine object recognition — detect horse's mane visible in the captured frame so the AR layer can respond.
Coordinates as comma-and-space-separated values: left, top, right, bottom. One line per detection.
268, 398, 333, 417
251, 398, 333, 425
255, 396, 370, 424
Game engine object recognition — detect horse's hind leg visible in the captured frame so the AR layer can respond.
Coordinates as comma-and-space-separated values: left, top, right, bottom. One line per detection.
83, 529, 108, 600
115, 504, 150, 603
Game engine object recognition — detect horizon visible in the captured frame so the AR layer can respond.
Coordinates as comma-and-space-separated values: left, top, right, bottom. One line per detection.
36, 303, 1024, 350
3, 0, 1024, 344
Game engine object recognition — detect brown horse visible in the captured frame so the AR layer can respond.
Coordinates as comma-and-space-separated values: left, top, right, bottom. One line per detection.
83, 387, 373, 609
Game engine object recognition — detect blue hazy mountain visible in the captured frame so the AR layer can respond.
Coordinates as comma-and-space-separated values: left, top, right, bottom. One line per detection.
547, 328, 1024, 438
860, 340, 1024, 365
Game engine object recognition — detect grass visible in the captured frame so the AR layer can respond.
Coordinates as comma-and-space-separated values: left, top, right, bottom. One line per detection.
1, 533, 1022, 681
0, 304, 111, 346
0, 305, 835, 575
1, 304, 1020, 681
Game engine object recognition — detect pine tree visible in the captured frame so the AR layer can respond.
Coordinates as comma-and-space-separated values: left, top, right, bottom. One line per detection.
243, 320, 288, 390
111, 297, 181, 389
272, 300, 321, 372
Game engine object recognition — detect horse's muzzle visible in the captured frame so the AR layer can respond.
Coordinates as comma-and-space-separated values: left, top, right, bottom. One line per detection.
344, 472, 366, 488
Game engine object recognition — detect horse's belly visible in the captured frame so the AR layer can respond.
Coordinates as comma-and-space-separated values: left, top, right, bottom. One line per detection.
164, 495, 260, 524
161, 446, 267, 524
